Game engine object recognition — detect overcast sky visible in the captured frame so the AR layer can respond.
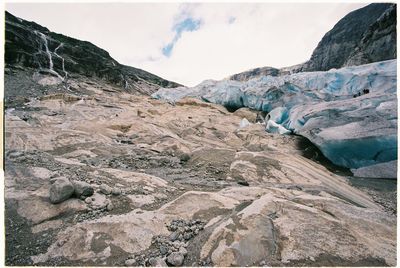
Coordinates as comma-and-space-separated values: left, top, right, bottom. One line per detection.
6, 2, 368, 86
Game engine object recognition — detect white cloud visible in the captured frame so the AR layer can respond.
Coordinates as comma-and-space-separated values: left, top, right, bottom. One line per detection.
6, 2, 367, 87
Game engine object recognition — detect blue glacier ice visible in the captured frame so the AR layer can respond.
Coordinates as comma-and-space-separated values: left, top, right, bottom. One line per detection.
153, 60, 397, 177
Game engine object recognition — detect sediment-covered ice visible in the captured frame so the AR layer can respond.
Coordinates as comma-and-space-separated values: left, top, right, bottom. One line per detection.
153, 60, 397, 177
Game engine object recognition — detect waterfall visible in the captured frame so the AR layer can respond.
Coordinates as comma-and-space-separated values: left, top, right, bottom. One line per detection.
34, 30, 65, 82
36, 31, 54, 70
54, 43, 68, 80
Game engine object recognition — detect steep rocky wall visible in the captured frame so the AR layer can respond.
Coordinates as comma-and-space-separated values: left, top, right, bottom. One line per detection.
305, 3, 396, 71
345, 4, 397, 66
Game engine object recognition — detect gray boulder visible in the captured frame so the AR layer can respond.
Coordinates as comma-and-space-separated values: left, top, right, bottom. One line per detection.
125, 258, 136, 266
49, 177, 74, 204
167, 252, 184, 266
149, 257, 168, 267
99, 184, 112, 195
112, 187, 121, 195
72, 180, 94, 198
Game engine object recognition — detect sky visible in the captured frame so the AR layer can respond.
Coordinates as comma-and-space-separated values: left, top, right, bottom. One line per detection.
6, 2, 368, 86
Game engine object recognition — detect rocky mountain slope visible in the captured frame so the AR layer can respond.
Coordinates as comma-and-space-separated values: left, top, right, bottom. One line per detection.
5, 11, 180, 99
229, 3, 396, 81
4, 7, 397, 267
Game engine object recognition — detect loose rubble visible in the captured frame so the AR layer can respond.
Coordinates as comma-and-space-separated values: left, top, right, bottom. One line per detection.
125, 219, 206, 267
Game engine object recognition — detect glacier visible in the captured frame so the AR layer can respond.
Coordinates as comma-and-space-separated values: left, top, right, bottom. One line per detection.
153, 60, 397, 177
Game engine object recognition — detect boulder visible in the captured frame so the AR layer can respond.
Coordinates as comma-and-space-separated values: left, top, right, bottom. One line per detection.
99, 184, 112, 195
112, 187, 121, 195
125, 258, 136, 266
72, 180, 94, 198
167, 252, 184, 266
148, 257, 168, 267
49, 177, 74, 204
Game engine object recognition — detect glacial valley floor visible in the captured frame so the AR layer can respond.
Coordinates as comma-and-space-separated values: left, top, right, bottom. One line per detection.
4, 71, 397, 266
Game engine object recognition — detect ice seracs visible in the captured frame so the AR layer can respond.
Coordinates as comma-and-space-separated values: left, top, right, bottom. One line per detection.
153, 60, 397, 177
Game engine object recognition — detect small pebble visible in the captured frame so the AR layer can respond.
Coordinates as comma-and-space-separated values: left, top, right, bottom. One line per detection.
125, 258, 136, 266
107, 203, 114, 211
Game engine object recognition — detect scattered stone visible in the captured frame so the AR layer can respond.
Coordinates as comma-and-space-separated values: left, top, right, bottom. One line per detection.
237, 180, 250, 186
167, 252, 184, 266
179, 153, 191, 162
179, 247, 187, 256
172, 241, 181, 249
49, 177, 74, 204
149, 257, 167, 267
112, 187, 121, 195
125, 258, 136, 266
99, 184, 112, 195
106, 202, 114, 211
159, 245, 168, 255
183, 232, 192, 240
169, 232, 179, 241
72, 180, 94, 198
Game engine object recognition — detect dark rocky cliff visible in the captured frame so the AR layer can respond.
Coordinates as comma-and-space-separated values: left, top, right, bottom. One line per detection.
304, 3, 396, 71
345, 4, 396, 66
5, 11, 181, 94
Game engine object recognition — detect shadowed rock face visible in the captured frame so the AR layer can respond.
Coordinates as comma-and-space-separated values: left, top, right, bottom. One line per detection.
5, 11, 181, 95
305, 3, 396, 72
345, 4, 397, 66
229, 3, 396, 81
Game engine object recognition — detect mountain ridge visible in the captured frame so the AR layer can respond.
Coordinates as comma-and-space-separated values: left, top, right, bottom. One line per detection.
5, 11, 181, 95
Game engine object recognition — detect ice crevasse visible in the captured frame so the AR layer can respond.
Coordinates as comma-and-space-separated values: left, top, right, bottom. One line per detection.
153, 60, 397, 178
